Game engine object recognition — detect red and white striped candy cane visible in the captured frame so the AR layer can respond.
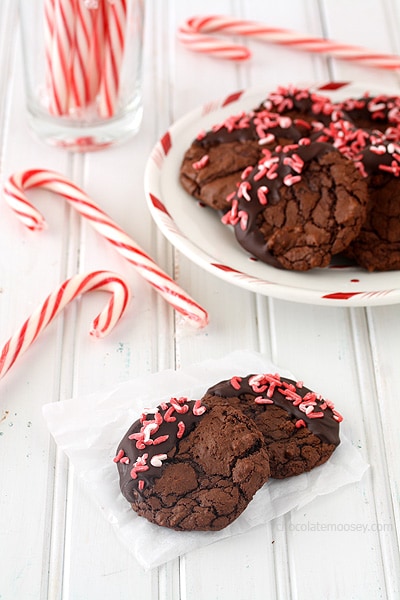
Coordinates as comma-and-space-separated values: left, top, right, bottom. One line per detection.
44, 0, 56, 94
0, 270, 131, 381
47, 0, 76, 115
69, 0, 96, 110
3, 169, 209, 328
98, 0, 128, 118
87, 0, 106, 103
178, 14, 400, 69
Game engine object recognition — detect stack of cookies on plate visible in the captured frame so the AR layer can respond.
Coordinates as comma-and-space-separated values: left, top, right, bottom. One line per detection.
180, 85, 400, 272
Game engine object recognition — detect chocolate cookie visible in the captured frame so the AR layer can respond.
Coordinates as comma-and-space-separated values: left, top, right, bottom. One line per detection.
179, 109, 305, 211
345, 140, 400, 271
222, 140, 368, 271
204, 373, 342, 479
115, 396, 270, 531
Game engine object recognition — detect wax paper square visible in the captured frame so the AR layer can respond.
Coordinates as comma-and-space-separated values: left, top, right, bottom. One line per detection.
42, 350, 368, 570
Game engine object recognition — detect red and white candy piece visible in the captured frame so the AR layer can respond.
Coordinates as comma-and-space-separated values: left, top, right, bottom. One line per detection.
47, 0, 76, 115
3, 169, 209, 328
178, 14, 400, 69
98, 0, 128, 117
69, 0, 97, 110
0, 270, 130, 381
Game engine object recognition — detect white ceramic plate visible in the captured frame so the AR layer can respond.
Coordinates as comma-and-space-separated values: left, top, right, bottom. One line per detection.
144, 82, 400, 306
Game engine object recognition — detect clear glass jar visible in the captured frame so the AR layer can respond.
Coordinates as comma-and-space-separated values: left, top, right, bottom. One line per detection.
19, 0, 145, 151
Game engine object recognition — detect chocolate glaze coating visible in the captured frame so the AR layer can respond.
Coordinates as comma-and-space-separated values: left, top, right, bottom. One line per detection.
260, 85, 345, 125
116, 399, 204, 502
337, 94, 400, 132
206, 374, 341, 446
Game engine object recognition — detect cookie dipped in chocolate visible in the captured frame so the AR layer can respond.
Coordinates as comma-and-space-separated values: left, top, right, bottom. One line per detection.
115, 395, 270, 531
345, 138, 400, 271
222, 140, 368, 271
204, 373, 342, 479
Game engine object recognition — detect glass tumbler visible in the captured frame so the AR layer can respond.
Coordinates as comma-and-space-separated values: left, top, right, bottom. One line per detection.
19, 0, 145, 151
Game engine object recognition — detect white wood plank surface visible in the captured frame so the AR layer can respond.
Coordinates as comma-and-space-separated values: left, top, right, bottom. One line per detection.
1, 1, 400, 599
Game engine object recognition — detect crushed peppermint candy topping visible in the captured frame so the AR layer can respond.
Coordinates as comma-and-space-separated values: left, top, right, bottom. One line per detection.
379, 159, 400, 176
211, 111, 251, 133
257, 186, 268, 205
229, 373, 343, 423
262, 85, 339, 119
192, 154, 209, 170
283, 173, 302, 186
283, 153, 304, 173
230, 375, 242, 390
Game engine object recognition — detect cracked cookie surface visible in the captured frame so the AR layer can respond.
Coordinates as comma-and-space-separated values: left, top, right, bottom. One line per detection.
115, 397, 270, 531
223, 141, 368, 271
204, 373, 342, 479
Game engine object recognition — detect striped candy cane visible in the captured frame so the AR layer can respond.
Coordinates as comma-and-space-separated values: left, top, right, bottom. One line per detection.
87, 0, 106, 103
47, 0, 76, 115
98, 0, 128, 117
3, 169, 209, 328
0, 270, 131, 381
178, 14, 400, 69
44, 0, 56, 95
69, 0, 95, 109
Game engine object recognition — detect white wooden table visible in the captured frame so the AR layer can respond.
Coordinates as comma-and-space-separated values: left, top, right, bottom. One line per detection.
1, 1, 400, 598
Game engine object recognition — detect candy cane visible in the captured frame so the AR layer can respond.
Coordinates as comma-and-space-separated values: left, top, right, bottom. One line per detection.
178, 14, 400, 69
69, 0, 95, 110
3, 169, 209, 328
47, 0, 76, 115
0, 270, 131, 381
98, 0, 128, 117
44, 0, 56, 95
87, 0, 106, 103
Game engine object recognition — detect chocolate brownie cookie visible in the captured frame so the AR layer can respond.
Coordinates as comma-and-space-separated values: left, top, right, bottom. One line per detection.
179, 109, 305, 211
345, 140, 400, 271
222, 140, 368, 271
115, 396, 270, 531
204, 373, 342, 479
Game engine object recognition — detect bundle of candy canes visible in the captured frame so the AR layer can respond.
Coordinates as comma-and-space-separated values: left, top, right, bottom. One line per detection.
45, 0, 128, 118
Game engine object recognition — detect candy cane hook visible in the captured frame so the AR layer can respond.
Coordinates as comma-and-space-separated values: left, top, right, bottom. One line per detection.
3, 169, 209, 328
178, 14, 400, 69
0, 270, 131, 381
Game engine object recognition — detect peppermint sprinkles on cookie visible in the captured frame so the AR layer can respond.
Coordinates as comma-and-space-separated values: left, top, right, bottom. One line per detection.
206, 372, 343, 448
115, 397, 207, 494
230, 373, 343, 424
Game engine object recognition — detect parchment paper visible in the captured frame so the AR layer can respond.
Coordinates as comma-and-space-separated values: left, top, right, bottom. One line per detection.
42, 350, 368, 570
